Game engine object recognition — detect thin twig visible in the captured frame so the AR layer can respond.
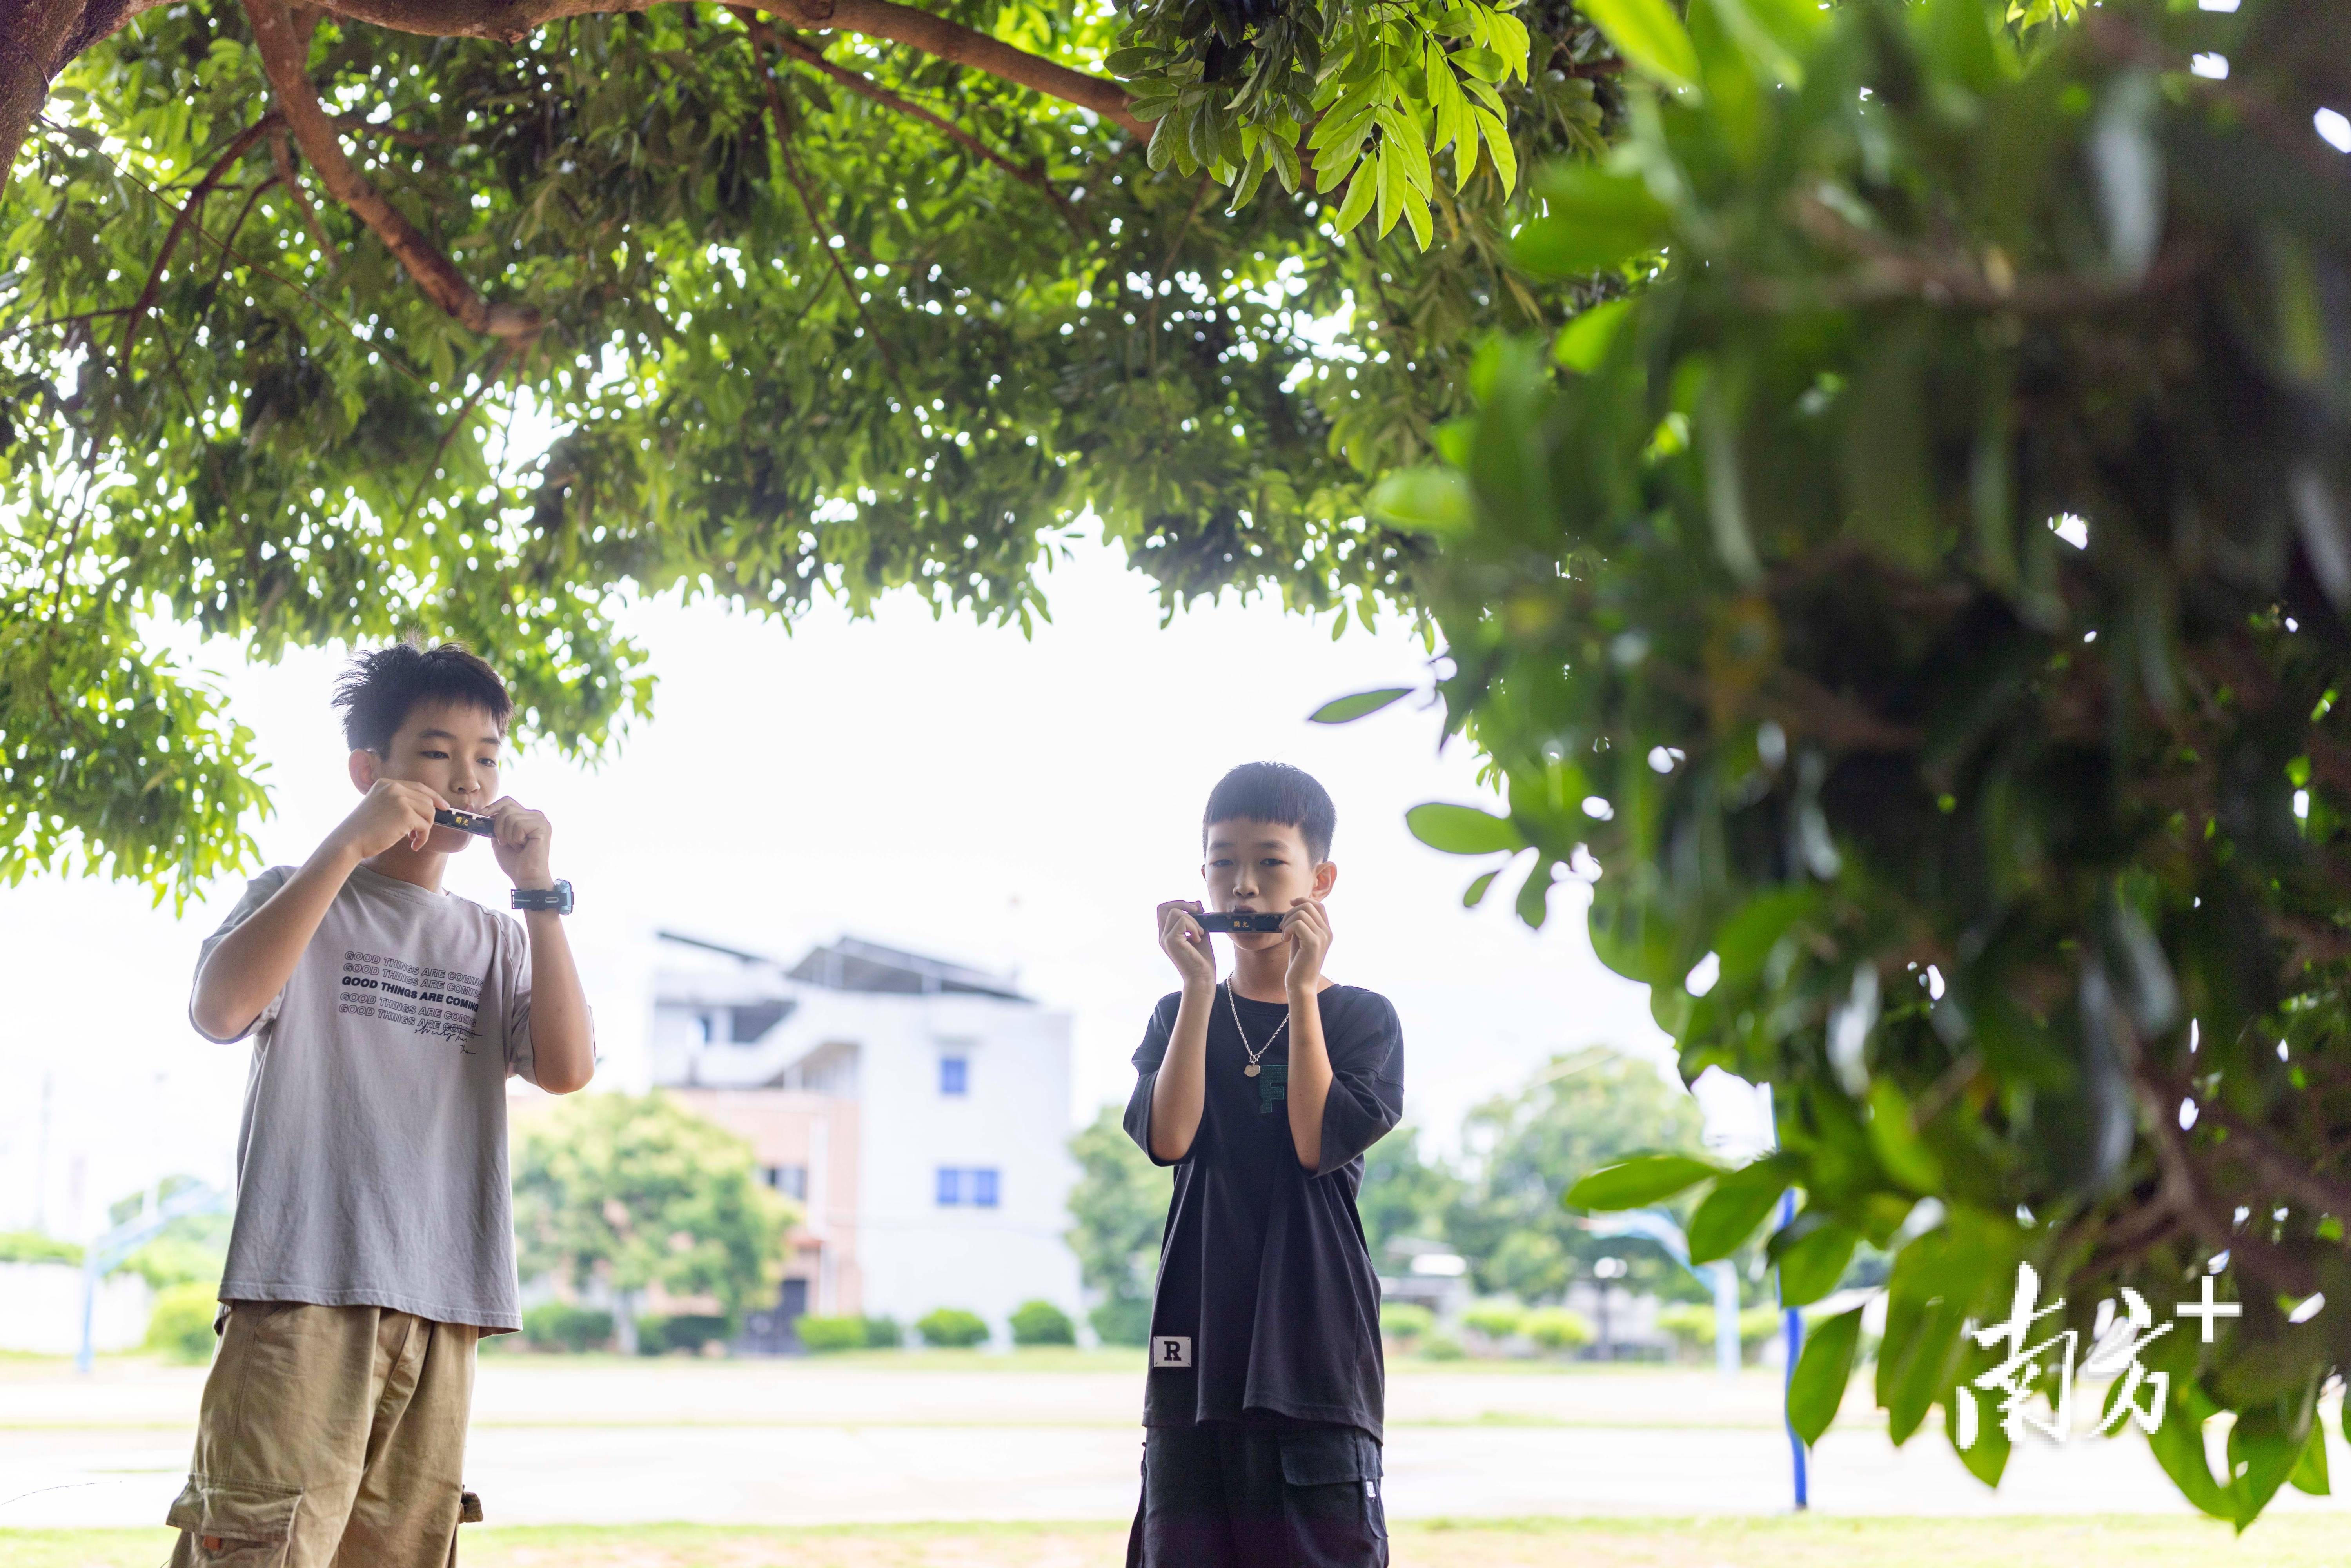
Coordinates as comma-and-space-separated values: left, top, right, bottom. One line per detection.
743, 26, 902, 387
118, 112, 282, 368
271, 127, 338, 264
730, 8, 1089, 238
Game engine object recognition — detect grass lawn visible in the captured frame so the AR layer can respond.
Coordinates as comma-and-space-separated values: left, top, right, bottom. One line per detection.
5, 1515, 2340, 1568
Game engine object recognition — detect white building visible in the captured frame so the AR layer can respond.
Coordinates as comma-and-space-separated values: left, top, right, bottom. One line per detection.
648, 931, 1082, 1346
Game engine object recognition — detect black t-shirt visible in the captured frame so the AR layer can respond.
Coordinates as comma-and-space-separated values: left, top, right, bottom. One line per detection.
1123, 982, 1405, 1440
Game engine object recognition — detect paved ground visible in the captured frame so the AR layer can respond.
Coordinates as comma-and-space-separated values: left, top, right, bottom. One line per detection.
2, 1354, 2344, 1531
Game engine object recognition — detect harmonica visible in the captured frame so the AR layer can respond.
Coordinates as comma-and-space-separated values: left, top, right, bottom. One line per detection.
434, 808, 497, 837
1197, 911, 1286, 933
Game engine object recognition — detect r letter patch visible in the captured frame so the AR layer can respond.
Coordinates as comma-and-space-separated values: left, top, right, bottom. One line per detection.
1150, 1335, 1193, 1370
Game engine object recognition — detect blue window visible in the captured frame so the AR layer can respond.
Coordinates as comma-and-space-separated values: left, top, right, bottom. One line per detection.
935, 1167, 1000, 1207
939, 1056, 969, 1096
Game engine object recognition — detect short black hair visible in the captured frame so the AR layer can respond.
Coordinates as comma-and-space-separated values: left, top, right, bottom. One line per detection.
1203, 762, 1336, 863
332, 640, 513, 754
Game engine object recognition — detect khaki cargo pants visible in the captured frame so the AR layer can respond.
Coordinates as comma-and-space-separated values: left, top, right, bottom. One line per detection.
164, 1302, 480, 1568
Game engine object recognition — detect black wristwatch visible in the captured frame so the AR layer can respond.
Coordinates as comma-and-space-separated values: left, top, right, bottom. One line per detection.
512, 880, 573, 915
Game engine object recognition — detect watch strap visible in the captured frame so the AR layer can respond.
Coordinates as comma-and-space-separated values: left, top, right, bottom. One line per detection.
512, 880, 573, 914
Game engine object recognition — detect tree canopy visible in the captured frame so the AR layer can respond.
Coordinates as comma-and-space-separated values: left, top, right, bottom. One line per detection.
1362, 0, 2351, 1526
2, 0, 1619, 901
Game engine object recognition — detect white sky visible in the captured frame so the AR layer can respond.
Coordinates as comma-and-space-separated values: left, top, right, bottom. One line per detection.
0, 542, 1679, 1240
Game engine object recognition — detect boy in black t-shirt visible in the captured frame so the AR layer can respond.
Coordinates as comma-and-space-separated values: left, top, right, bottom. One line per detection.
1124, 761, 1404, 1568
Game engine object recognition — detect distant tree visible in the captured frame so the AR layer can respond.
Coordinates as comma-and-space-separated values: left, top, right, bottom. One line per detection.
1356, 1123, 1461, 1267
1443, 1049, 1708, 1302
512, 1091, 795, 1350
1065, 1102, 1167, 1346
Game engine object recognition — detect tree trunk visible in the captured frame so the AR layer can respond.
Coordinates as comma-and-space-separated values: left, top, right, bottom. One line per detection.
0, 0, 85, 200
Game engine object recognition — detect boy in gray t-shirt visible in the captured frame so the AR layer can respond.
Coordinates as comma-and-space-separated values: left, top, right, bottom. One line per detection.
165, 641, 595, 1568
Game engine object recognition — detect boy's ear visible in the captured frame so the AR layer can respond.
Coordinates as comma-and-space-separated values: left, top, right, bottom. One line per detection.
1312, 860, 1338, 899
348, 749, 381, 794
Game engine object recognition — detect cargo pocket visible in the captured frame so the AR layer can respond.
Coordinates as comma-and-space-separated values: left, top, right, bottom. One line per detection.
1275, 1426, 1387, 1566
166, 1475, 301, 1566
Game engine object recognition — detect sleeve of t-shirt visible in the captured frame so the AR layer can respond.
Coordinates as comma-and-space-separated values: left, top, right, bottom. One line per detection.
498, 915, 540, 1086
1313, 991, 1405, 1178
1122, 993, 1182, 1167
188, 866, 296, 1044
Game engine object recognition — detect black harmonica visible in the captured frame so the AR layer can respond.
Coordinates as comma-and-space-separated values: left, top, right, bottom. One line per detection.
434, 808, 497, 837
1197, 911, 1286, 933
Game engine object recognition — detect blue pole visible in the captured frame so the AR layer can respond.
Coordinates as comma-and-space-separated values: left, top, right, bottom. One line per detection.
1777, 1187, 1808, 1510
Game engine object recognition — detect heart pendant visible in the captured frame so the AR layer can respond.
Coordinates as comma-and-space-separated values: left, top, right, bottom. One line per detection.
1244, 1063, 1261, 1077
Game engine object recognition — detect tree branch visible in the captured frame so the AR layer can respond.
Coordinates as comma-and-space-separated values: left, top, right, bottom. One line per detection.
0, 0, 84, 195
243, 0, 541, 339
730, 7, 1087, 236
316, 0, 1146, 136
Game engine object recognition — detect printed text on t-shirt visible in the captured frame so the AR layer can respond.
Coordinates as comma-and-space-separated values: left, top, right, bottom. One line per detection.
336, 950, 485, 1047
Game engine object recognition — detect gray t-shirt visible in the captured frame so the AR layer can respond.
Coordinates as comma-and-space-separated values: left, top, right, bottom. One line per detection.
193, 863, 541, 1331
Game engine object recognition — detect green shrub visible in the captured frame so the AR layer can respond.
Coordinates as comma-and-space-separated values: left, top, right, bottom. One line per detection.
0, 1230, 84, 1266
1523, 1307, 1595, 1353
1009, 1299, 1076, 1347
634, 1314, 669, 1354
1461, 1301, 1526, 1341
653, 1314, 733, 1355
916, 1307, 990, 1348
794, 1315, 867, 1354
521, 1302, 613, 1353
1090, 1298, 1151, 1347
863, 1315, 902, 1348
145, 1282, 217, 1364
1379, 1302, 1436, 1341
1422, 1332, 1467, 1361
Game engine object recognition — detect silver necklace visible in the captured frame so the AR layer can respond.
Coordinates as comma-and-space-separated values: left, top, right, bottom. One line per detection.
1224, 980, 1289, 1078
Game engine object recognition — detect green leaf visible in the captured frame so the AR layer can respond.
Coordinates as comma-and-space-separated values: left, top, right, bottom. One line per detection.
1787, 1306, 1863, 1444
1514, 165, 1670, 276
1553, 298, 1634, 373
1405, 800, 1527, 854
1866, 1080, 1945, 1194
1462, 868, 1502, 908
1308, 687, 1412, 724
1471, 107, 1516, 192
1773, 1217, 1859, 1306
1946, 1385, 2012, 1487
1686, 1156, 1792, 1262
2290, 1421, 2331, 1495
1565, 1152, 1724, 1210
1333, 163, 1379, 231
1369, 466, 1474, 536
1578, 0, 1701, 93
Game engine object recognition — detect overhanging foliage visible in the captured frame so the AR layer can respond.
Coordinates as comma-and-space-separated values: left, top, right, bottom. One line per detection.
2, 0, 1618, 900
1365, 0, 2351, 1527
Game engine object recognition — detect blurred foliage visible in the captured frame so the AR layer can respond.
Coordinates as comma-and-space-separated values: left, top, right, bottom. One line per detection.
637, 1311, 734, 1354
1, 0, 1629, 902
1066, 1102, 1166, 1339
1379, 1299, 1436, 1338
793, 1312, 868, 1352
1443, 1048, 1713, 1302
1655, 1301, 1780, 1361
144, 1280, 218, 1363
1357, 1121, 1461, 1263
916, 1305, 991, 1347
1009, 1297, 1077, 1345
520, 1300, 615, 1351
0, 1229, 83, 1265
512, 1091, 795, 1323
1371, 0, 2351, 1527
1521, 1302, 1592, 1350
114, 1210, 231, 1292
